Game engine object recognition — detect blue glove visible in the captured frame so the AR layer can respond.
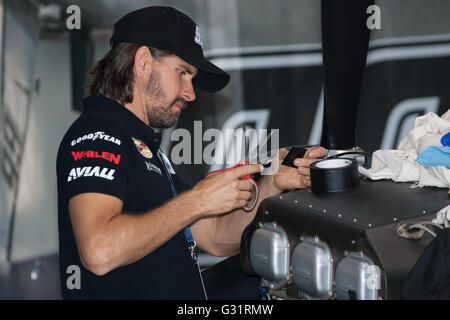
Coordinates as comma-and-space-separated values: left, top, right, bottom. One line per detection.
416, 146, 450, 168
441, 132, 450, 146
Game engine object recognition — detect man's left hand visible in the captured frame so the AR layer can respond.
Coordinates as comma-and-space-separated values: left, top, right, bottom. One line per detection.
271, 146, 327, 191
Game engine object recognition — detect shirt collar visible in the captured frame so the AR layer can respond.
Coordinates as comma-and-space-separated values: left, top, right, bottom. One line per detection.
83, 96, 162, 149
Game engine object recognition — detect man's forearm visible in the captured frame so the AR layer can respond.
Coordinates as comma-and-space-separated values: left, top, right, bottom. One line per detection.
77, 190, 204, 275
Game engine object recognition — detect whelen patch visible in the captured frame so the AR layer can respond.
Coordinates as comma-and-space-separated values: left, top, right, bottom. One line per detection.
132, 137, 153, 159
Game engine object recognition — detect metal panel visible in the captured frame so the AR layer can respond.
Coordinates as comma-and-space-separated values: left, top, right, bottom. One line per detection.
292, 236, 333, 299
0, 0, 39, 264
250, 222, 290, 289
335, 252, 381, 300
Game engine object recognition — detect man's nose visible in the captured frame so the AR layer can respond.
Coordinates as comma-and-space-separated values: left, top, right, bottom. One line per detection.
181, 80, 196, 102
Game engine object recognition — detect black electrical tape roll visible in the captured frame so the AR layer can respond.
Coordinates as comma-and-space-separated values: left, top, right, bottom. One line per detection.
310, 158, 359, 193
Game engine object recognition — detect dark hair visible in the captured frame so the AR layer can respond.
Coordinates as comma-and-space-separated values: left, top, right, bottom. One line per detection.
87, 43, 171, 104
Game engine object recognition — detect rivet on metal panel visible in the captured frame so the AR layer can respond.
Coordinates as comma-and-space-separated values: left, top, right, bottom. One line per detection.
294, 200, 298, 204
323, 209, 327, 213
353, 218, 358, 223
393, 218, 397, 222
368, 224, 372, 227
422, 210, 426, 214
308, 204, 313, 208
338, 214, 342, 218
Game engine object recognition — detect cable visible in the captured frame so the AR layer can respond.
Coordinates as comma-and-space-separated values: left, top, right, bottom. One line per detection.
408, 224, 437, 238
417, 221, 444, 230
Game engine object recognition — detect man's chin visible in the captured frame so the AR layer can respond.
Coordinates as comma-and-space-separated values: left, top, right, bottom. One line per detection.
147, 112, 179, 128
160, 116, 179, 129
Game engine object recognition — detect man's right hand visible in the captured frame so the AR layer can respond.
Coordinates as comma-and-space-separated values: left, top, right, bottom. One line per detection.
190, 164, 263, 216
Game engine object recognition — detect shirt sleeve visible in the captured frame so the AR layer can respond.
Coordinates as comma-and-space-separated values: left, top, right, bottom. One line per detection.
57, 115, 129, 202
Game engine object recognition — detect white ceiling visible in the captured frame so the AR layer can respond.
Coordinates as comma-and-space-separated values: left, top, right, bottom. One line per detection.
41, 0, 209, 29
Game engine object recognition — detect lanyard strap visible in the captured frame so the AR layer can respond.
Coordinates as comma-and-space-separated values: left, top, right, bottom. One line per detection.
157, 150, 208, 300
157, 151, 195, 248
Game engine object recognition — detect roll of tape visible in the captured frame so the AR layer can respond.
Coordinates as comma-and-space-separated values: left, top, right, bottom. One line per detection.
310, 158, 359, 193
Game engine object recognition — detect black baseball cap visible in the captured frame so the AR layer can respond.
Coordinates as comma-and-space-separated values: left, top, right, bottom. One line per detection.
110, 6, 230, 92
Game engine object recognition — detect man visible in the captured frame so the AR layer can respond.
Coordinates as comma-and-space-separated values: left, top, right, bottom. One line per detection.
57, 6, 326, 300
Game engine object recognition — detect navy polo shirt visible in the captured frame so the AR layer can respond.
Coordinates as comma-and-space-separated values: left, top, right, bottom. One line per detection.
56, 96, 205, 300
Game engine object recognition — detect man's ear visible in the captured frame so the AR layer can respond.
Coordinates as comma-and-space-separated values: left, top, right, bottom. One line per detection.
133, 46, 153, 80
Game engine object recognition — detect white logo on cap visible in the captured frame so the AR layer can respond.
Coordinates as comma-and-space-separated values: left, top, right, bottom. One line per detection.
194, 25, 203, 47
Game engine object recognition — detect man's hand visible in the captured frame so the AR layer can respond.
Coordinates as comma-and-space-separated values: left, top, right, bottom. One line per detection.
191, 164, 263, 216
272, 146, 327, 191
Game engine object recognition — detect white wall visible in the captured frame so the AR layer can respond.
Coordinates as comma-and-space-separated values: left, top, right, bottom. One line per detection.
10, 39, 80, 262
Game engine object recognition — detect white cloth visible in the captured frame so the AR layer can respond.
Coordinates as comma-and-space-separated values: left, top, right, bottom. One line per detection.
359, 109, 450, 188
432, 205, 450, 228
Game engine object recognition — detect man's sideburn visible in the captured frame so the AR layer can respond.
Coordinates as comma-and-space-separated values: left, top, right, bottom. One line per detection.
144, 69, 180, 128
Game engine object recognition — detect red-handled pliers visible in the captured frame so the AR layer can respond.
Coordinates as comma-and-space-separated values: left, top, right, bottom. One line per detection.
205, 124, 260, 211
